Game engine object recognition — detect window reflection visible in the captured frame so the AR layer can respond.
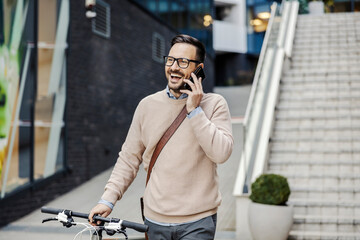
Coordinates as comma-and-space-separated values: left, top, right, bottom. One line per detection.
132, 0, 213, 56
0, 0, 66, 198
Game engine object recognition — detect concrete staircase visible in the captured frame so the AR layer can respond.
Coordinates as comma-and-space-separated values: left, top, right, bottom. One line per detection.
267, 12, 360, 240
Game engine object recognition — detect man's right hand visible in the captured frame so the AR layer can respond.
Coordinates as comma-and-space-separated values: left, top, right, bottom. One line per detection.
89, 203, 112, 226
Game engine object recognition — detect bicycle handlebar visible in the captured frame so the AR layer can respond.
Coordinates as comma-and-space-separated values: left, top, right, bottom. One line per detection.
41, 206, 148, 233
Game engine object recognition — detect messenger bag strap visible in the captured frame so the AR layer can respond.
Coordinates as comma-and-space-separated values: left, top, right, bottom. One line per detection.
145, 105, 187, 186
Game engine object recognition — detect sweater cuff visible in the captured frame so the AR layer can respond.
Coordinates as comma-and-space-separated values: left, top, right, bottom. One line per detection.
98, 199, 114, 210
187, 106, 203, 119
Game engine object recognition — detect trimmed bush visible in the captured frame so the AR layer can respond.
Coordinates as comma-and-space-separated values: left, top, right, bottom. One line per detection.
250, 174, 291, 205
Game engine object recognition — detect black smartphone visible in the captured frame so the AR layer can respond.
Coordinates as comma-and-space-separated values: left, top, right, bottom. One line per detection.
183, 66, 206, 91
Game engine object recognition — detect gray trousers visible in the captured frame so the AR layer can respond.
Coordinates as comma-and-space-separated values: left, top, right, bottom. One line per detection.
144, 214, 217, 240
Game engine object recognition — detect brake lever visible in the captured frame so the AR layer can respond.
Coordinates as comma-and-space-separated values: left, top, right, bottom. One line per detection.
119, 229, 128, 239
42, 211, 75, 228
42, 217, 57, 223
106, 228, 127, 240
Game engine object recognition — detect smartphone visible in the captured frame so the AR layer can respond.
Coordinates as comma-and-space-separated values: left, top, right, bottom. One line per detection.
183, 66, 206, 91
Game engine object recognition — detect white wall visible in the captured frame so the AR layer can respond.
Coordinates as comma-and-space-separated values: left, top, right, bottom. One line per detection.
213, 0, 247, 53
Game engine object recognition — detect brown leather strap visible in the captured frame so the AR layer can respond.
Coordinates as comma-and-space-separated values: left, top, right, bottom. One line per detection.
146, 105, 187, 185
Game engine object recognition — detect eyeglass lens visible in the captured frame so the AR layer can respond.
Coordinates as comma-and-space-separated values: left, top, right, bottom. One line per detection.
165, 57, 189, 68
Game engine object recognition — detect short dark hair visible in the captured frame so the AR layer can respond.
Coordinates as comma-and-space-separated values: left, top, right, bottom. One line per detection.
171, 34, 206, 63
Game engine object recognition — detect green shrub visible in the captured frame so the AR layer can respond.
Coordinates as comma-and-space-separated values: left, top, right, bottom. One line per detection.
249, 174, 291, 205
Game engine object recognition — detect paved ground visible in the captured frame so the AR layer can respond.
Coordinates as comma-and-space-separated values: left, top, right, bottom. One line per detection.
0, 85, 251, 240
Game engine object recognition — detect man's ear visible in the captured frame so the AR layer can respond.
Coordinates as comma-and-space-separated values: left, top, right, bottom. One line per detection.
199, 63, 204, 69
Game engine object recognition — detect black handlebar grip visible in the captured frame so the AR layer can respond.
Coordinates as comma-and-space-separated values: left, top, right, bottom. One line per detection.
121, 220, 149, 233
41, 207, 64, 215
92, 215, 111, 223
71, 211, 91, 220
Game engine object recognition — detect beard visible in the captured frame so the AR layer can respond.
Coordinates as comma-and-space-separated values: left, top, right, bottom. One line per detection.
167, 69, 185, 91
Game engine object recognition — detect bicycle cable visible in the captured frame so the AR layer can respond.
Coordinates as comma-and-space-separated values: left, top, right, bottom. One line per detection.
72, 222, 99, 240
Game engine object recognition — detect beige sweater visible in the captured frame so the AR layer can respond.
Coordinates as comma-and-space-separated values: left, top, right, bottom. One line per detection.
102, 89, 233, 223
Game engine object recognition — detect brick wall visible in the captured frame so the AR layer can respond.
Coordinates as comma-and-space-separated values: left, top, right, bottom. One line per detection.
0, 0, 214, 227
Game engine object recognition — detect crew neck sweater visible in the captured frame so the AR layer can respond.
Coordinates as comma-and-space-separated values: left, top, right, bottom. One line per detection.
102, 89, 233, 223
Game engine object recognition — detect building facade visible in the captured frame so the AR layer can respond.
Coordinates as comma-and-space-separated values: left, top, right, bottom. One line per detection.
0, 0, 214, 226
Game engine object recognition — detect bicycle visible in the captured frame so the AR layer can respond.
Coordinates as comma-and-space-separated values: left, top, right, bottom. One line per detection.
41, 206, 148, 240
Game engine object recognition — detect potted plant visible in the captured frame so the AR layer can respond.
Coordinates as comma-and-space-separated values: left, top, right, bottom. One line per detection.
248, 173, 293, 240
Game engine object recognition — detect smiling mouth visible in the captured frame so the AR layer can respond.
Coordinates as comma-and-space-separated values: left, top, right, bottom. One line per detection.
170, 73, 184, 82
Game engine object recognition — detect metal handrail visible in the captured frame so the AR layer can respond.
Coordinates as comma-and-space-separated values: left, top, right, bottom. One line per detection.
238, 2, 279, 194
235, 0, 300, 196
242, 2, 278, 128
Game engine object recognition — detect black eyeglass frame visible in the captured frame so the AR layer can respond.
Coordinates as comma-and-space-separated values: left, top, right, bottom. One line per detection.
163, 56, 202, 69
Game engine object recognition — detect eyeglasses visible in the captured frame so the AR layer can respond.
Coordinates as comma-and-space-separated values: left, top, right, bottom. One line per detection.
164, 56, 201, 69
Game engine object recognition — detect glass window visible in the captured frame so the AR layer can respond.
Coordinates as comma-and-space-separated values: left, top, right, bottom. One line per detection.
0, 0, 29, 196
130, 0, 214, 57
170, 1, 187, 29
36, 0, 66, 180
36, 0, 57, 180
159, 0, 170, 22
147, 0, 158, 13
0, 0, 67, 198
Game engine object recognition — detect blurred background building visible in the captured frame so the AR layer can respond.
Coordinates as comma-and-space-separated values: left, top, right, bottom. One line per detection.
0, 0, 359, 228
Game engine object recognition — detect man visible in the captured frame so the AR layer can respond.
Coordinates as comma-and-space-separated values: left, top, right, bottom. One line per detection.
89, 34, 233, 239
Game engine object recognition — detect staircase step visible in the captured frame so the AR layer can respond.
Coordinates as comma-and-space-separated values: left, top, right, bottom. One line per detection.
269, 151, 359, 160
274, 119, 360, 131
280, 86, 360, 93
292, 44, 360, 53
269, 157, 358, 166
280, 81, 360, 91
297, 14, 360, 24
272, 130, 360, 141
289, 230, 360, 240
291, 54, 360, 64
275, 109, 360, 120
292, 215, 360, 233
271, 141, 360, 153
284, 68, 360, 77
295, 26, 359, 35
295, 30, 359, 40
277, 100, 360, 109
289, 189, 360, 201
291, 186, 360, 193
279, 94, 360, 102
290, 192, 359, 202
268, 163, 359, 176
267, 171, 360, 180
289, 198, 360, 209
294, 215, 360, 224
289, 199, 360, 220
291, 60, 360, 69
281, 74, 360, 83
294, 35, 359, 44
